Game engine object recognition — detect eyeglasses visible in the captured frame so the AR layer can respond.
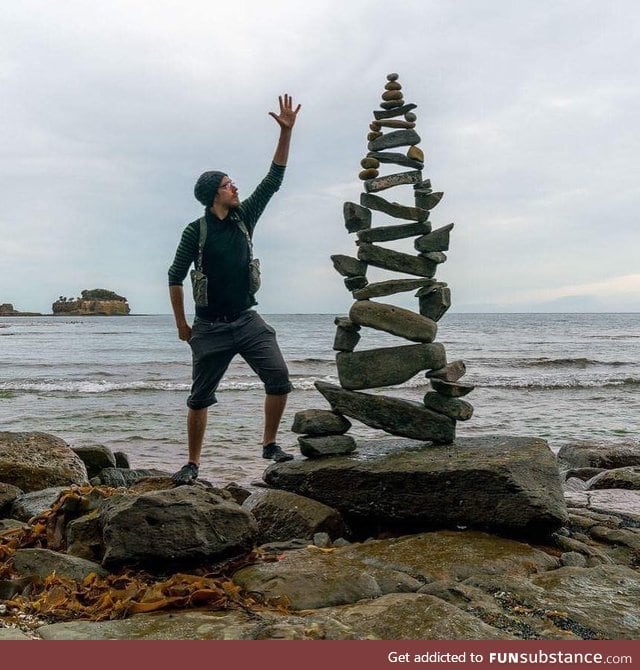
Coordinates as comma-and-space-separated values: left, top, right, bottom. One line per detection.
220, 180, 236, 191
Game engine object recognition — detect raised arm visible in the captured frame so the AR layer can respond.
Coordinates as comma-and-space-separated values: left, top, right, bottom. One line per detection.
269, 94, 301, 166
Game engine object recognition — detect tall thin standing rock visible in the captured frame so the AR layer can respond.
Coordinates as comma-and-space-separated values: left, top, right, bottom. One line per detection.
292, 73, 474, 454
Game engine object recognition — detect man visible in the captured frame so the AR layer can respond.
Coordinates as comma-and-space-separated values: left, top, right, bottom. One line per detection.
168, 94, 301, 485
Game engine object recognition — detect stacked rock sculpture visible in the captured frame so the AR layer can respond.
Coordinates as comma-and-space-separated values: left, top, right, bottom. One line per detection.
292, 74, 474, 456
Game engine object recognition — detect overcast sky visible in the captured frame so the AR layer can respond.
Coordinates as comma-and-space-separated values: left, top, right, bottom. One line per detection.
1, 0, 638, 314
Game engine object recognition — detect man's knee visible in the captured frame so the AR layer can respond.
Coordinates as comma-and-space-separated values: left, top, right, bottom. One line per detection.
264, 381, 292, 395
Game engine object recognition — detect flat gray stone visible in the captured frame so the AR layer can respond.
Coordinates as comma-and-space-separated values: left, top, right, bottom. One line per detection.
298, 435, 358, 458
72, 445, 116, 479
585, 467, 640, 491
344, 275, 367, 291
558, 442, 640, 471
353, 278, 443, 300
331, 254, 367, 277
264, 436, 567, 536
0, 431, 88, 492
366, 151, 423, 170
418, 287, 452, 321
350, 300, 437, 343
431, 379, 475, 398
414, 190, 443, 210
360, 192, 429, 221
0, 628, 32, 640
420, 251, 447, 264
587, 489, 640, 524
373, 103, 417, 120
356, 221, 431, 243
369, 129, 420, 151
291, 409, 351, 436
414, 223, 455, 252
426, 360, 467, 382
243, 489, 347, 543
13, 548, 108, 581
423, 392, 474, 421
343, 202, 371, 233
364, 170, 423, 193
358, 242, 437, 277
336, 343, 446, 390
315, 382, 455, 443
90, 468, 170, 487
333, 325, 361, 352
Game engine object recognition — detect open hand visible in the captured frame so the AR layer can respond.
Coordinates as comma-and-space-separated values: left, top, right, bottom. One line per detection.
269, 94, 301, 131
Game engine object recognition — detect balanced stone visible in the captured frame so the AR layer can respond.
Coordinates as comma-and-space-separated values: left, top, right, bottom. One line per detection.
315, 382, 455, 444
405, 111, 417, 122
292, 409, 352, 436
385, 81, 402, 90
373, 103, 417, 120
407, 145, 424, 161
344, 276, 368, 291
420, 251, 447, 264
357, 221, 431, 244
431, 379, 475, 397
377, 119, 415, 129
418, 287, 451, 321
359, 168, 378, 180
360, 157, 380, 169
353, 278, 444, 300
350, 300, 438, 343
364, 170, 423, 194
298, 435, 357, 458
334, 316, 361, 332
344, 202, 371, 233
426, 360, 466, 383
381, 90, 403, 101
386, 73, 399, 81
369, 121, 381, 131
366, 151, 423, 170
360, 192, 429, 221
331, 254, 367, 277
333, 325, 361, 352
423, 392, 474, 421
368, 131, 382, 141
336, 343, 446, 390
368, 130, 421, 152
358, 242, 437, 277
415, 223, 454, 253
414, 190, 443, 210
380, 100, 405, 110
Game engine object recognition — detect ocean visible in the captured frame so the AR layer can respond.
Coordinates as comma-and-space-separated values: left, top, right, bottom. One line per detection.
0, 312, 638, 487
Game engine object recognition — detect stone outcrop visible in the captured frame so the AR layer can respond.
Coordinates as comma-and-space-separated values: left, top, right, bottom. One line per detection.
265, 436, 567, 536
52, 289, 131, 316
0, 431, 88, 492
0, 303, 42, 316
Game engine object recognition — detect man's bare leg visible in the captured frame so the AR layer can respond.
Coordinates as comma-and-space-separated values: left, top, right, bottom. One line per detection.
188, 407, 208, 464
262, 393, 293, 461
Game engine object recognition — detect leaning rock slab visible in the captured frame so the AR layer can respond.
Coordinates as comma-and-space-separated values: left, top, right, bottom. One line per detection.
360, 192, 429, 222
358, 242, 437, 277
0, 431, 88, 492
243, 489, 347, 543
315, 382, 455, 443
99, 486, 258, 570
343, 202, 371, 233
353, 278, 443, 301
265, 435, 567, 536
414, 223, 455, 252
350, 300, 437, 343
336, 343, 445, 390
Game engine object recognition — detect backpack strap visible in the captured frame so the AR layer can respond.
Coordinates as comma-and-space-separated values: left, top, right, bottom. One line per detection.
234, 219, 254, 261
195, 217, 207, 272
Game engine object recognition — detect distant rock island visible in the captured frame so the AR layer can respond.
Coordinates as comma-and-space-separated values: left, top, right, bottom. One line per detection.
52, 289, 131, 316
0, 303, 42, 316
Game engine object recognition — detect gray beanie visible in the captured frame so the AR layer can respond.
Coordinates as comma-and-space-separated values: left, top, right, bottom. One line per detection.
194, 170, 227, 207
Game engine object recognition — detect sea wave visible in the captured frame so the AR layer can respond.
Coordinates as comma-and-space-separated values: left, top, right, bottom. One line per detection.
477, 377, 640, 390
522, 358, 632, 369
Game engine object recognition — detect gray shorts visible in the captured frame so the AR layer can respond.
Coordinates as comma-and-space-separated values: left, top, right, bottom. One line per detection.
187, 310, 292, 410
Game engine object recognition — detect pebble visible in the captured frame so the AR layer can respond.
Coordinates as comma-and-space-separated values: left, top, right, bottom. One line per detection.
387, 72, 399, 81
385, 81, 402, 91
359, 168, 379, 180
380, 100, 405, 110
367, 131, 382, 141
369, 121, 381, 131
382, 90, 403, 101
405, 112, 417, 122
360, 157, 380, 169
407, 145, 424, 162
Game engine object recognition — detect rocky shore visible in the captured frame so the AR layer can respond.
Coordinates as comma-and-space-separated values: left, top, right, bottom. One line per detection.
1, 430, 639, 640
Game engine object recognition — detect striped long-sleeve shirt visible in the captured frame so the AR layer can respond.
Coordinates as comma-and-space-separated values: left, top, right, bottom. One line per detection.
168, 163, 285, 319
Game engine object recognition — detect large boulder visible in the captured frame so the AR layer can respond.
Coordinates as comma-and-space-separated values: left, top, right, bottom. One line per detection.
557, 441, 640, 471
0, 432, 88, 491
71, 445, 116, 479
264, 436, 567, 537
0, 482, 22, 516
585, 467, 640, 491
242, 489, 348, 543
13, 548, 108, 581
99, 486, 258, 570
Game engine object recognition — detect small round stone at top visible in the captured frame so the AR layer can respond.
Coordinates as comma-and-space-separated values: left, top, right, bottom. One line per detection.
386, 72, 399, 81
